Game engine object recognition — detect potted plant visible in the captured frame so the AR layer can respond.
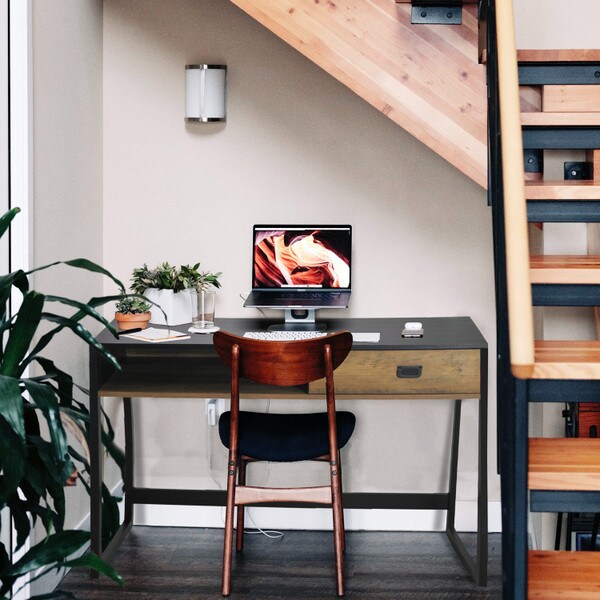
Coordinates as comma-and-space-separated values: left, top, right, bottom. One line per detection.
130, 262, 222, 326
0, 208, 124, 598
114, 291, 151, 330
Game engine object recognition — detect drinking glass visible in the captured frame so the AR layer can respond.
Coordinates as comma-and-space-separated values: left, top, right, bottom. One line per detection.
190, 288, 216, 329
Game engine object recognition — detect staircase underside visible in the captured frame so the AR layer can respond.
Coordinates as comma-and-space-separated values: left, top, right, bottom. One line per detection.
229, 0, 488, 188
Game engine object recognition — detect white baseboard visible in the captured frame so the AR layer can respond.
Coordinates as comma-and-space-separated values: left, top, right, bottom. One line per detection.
134, 501, 502, 533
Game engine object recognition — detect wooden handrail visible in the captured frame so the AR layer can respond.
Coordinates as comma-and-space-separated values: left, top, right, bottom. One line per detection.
495, 0, 535, 378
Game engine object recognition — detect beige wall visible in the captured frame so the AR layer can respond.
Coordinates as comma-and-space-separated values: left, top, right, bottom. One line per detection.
103, 0, 498, 519
31, 0, 104, 541
515, 0, 600, 49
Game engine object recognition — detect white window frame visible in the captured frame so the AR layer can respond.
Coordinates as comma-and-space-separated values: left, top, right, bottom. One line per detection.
3, 1, 32, 598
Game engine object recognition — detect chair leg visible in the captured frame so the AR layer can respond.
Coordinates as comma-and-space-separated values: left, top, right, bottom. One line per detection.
222, 454, 237, 596
337, 452, 347, 553
236, 458, 247, 552
331, 461, 345, 596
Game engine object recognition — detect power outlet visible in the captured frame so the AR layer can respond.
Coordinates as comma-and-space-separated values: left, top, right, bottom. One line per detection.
205, 398, 225, 426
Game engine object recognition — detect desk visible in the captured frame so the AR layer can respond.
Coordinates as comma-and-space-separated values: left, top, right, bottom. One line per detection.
89, 316, 488, 585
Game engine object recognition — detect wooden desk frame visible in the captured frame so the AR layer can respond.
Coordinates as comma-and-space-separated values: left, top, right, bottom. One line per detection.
89, 317, 488, 586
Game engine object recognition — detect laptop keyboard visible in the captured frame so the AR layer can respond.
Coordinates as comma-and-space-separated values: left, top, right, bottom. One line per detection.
261, 292, 341, 300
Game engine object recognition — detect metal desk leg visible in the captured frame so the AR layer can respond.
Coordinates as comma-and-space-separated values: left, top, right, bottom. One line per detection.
123, 397, 134, 526
89, 385, 134, 569
445, 362, 489, 587
89, 386, 103, 577
100, 397, 134, 562
446, 399, 461, 534
477, 350, 489, 586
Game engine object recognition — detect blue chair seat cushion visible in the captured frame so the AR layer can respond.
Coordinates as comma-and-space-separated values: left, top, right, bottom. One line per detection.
218, 411, 356, 462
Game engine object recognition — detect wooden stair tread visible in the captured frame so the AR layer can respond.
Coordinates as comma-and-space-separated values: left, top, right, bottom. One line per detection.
530, 255, 600, 284
518, 49, 600, 63
521, 112, 600, 127
529, 551, 600, 598
529, 438, 600, 490
525, 180, 600, 200
527, 340, 600, 380
542, 85, 600, 113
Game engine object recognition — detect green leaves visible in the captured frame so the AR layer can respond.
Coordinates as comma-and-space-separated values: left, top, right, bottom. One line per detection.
0, 208, 126, 595
25, 258, 125, 293
131, 261, 222, 293
0, 207, 20, 239
0, 376, 26, 504
0, 291, 44, 377
1, 530, 122, 586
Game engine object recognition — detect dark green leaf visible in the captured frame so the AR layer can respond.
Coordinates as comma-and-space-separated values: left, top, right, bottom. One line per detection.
25, 259, 124, 292
9, 496, 36, 550
24, 381, 70, 472
60, 552, 123, 586
33, 314, 120, 372
1, 531, 88, 577
0, 291, 44, 377
0, 375, 25, 440
27, 434, 71, 507
0, 271, 29, 333
0, 208, 20, 240
44, 295, 117, 336
102, 484, 121, 550
0, 540, 16, 596
33, 359, 74, 407
0, 418, 26, 503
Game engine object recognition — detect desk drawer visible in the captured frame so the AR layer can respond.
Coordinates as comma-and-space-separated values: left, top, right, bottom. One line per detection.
309, 349, 480, 396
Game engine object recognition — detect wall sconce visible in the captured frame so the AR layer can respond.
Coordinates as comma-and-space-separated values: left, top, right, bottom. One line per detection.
185, 64, 227, 123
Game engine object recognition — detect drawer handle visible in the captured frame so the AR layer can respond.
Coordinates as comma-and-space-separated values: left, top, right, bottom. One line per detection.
396, 365, 423, 379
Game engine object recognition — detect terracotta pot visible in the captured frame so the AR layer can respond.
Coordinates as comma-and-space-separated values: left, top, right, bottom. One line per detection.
115, 311, 151, 330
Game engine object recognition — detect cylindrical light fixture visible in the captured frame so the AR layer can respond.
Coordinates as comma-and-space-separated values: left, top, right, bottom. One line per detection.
185, 64, 227, 123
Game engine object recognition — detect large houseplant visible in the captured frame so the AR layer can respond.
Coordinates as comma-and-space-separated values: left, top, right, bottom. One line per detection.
130, 262, 221, 326
0, 208, 125, 598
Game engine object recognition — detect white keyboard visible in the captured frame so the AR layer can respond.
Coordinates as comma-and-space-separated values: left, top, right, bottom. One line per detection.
243, 331, 328, 341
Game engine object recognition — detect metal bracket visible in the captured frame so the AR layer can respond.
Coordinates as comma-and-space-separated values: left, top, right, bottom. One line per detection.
564, 161, 591, 180
524, 149, 543, 174
411, 2, 462, 24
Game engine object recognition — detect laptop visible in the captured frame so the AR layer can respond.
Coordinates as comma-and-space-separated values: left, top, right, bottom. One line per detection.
244, 225, 352, 309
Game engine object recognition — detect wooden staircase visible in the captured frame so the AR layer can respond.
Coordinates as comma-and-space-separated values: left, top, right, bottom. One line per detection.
228, 0, 488, 187
489, 1, 600, 593
523, 47, 600, 594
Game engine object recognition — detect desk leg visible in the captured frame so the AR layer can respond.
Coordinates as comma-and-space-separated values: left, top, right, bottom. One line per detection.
446, 400, 462, 533
89, 388, 103, 577
123, 397, 134, 526
477, 350, 489, 586
445, 383, 488, 586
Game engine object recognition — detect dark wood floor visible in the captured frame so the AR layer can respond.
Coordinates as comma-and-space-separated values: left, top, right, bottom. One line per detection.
58, 527, 502, 599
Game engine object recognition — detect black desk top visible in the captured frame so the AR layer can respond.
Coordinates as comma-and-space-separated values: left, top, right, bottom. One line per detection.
96, 316, 487, 352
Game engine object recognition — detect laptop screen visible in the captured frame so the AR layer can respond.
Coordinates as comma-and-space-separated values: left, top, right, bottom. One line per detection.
253, 225, 352, 290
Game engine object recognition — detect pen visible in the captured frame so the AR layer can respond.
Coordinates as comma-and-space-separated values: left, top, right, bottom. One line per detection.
116, 327, 142, 336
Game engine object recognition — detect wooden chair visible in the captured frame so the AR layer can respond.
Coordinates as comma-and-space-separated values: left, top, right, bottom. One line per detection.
213, 330, 355, 597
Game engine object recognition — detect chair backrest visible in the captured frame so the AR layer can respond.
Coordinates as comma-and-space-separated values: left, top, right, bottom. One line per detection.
213, 331, 353, 387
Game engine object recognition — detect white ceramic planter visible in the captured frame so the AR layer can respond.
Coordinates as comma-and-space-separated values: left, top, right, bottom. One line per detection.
145, 288, 191, 326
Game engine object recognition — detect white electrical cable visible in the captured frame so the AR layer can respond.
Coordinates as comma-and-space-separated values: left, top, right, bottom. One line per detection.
206, 398, 283, 539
